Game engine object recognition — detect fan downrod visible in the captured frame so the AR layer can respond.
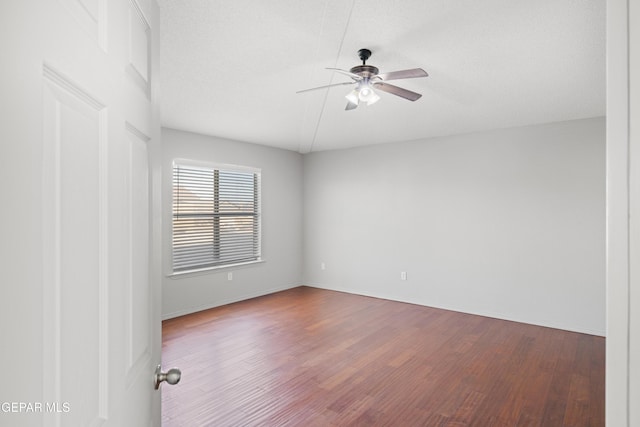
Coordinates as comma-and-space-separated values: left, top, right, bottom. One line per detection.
357, 48, 372, 65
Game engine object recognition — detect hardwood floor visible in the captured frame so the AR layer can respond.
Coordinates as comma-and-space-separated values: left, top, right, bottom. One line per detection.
161, 287, 604, 426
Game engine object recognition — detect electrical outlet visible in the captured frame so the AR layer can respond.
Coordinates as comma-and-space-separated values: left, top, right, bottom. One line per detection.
227, 272, 233, 281
400, 271, 407, 281
321, 262, 326, 270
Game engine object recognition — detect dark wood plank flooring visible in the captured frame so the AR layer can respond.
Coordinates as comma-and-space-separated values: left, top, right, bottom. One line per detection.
161, 286, 604, 426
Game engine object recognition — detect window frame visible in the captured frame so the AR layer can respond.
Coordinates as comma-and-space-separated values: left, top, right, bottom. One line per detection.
170, 159, 262, 275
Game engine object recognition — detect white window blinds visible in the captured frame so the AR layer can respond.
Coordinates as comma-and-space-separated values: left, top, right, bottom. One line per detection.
172, 162, 261, 272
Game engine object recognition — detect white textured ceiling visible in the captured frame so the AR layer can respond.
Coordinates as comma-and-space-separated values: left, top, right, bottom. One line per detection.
159, 0, 605, 153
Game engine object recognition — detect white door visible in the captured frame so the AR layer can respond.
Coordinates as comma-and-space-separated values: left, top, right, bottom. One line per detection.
0, 0, 162, 426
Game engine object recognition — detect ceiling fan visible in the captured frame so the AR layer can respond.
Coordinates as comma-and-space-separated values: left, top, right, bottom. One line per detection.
297, 48, 428, 111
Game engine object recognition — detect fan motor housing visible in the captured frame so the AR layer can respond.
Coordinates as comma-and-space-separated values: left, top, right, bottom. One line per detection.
349, 65, 379, 78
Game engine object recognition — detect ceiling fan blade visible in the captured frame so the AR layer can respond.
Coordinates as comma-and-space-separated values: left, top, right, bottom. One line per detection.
345, 101, 358, 111
326, 68, 363, 81
376, 68, 428, 81
373, 82, 422, 101
296, 81, 356, 94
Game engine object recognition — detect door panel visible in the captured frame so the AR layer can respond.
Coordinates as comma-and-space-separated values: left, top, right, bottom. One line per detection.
42, 66, 108, 427
0, 1, 160, 426
126, 124, 152, 383
58, 0, 107, 50
127, 0, 152, 98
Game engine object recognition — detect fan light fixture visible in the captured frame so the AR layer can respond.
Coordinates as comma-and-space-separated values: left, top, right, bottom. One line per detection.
357, 83, 380, 105
359, 86, 373, 99
345, 89, 359, 105
345, 81, 380, 107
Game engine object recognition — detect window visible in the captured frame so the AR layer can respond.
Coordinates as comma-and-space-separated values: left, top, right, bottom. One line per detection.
172, 161, 261, 272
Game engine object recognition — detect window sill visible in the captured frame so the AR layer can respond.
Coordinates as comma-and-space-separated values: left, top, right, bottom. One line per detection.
167, 259, 265, 279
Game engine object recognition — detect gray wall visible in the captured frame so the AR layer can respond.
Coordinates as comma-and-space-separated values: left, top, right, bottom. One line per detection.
161, 128, 303, 319
303, 117, 605, 335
